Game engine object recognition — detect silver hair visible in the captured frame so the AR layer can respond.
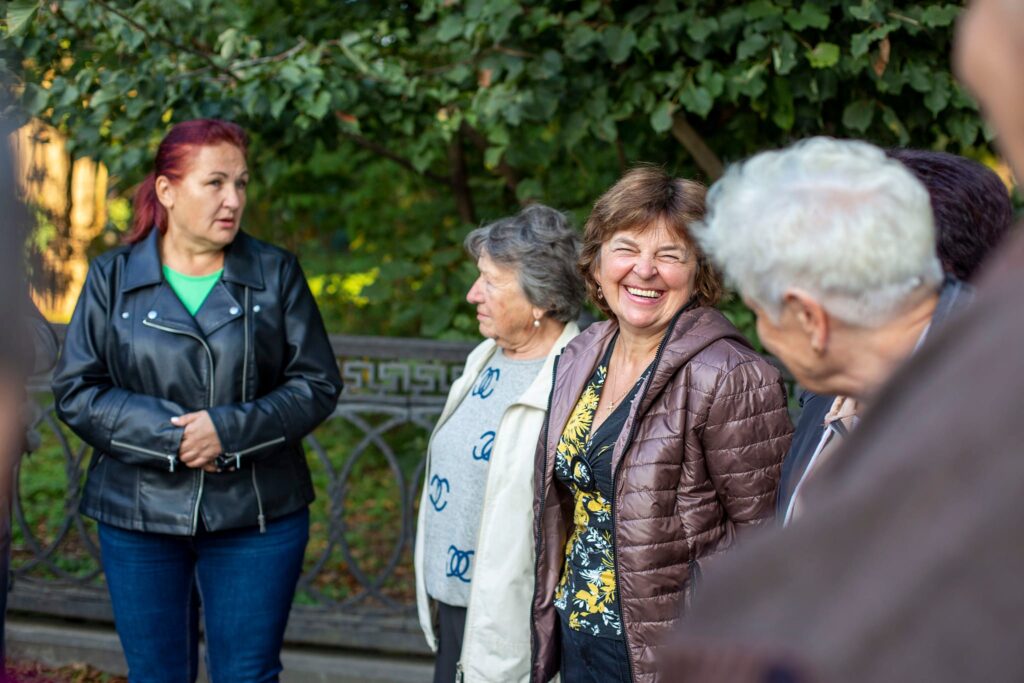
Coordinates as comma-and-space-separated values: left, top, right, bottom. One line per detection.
695, 137, 944, 327
464, 204, 585, 323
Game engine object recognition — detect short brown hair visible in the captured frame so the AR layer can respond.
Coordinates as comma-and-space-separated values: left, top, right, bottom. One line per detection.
580, 166, 723, 318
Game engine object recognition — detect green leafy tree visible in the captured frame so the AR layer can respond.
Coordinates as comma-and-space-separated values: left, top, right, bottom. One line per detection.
2, 0, 994, 339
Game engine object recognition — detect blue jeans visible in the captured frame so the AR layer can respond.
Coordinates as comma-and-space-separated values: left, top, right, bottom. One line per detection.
98, 508, 309, 683
559, 616, 632, 683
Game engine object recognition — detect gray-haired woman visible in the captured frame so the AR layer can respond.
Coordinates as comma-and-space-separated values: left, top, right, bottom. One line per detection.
414, 205, 586, 683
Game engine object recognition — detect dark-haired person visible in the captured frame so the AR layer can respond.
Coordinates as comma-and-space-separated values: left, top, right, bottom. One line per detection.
886, 148, 1013, 282
777, 147, 1011, 521
530, 167, 791, 683
52, 119, 342, 682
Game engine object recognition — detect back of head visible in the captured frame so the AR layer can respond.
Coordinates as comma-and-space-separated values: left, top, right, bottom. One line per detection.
885, 148, 1013, 281
697, 137, 944, 327
128, 119, 248, 244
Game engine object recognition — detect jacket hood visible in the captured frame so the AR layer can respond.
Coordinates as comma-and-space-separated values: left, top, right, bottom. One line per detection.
555, 306, 753, 419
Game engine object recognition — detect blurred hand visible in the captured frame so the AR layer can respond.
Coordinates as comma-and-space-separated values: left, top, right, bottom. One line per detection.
172, 411, 223, 473
955, 0, 1024, 176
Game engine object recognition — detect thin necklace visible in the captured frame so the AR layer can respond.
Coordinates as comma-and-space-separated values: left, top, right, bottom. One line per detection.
602, 350, 648, 413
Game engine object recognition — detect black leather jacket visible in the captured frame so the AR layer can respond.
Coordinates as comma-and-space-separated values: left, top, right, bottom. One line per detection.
52, 229, 343, 535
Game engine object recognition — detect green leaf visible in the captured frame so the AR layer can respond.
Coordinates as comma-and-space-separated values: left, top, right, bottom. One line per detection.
515, 178, 543, 202
686, 16, 718, 42
946, 114, 979, 146
90, 87, 118, 109
603, 26, 637, 65
924, 78, 950, 115
772, 33, 799, 75
842, 99, 875, 131
279, 64, 304, 88
436, 15, 464, 43
771, 78, 794, 131
21, 82, 48, 115
920, 4, 960, 27
849, 1, 880, 22
650, 101, 674, 133
746, 0, 783, 20
6, 0, 40, 36
737, 32, 769, 61
679, 84, 713, 118
483, 145, 507, 169
905, 63, 933, 93
785, 4, 830, 31
56, 82, 80, 107
851, 24, 894, 58
806, 41, 841, 68
880, 104, 910, 144
306, 91, 332, 120
565, 25, 598, 55
270, 91, 290, 119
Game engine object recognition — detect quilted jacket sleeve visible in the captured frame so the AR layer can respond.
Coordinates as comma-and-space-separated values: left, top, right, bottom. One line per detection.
702, 356, 793, 531
207, 255, 342, 467
53, 261, 187, 471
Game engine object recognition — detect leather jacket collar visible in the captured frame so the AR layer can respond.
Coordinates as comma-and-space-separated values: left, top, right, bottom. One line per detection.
121, 227, 266, 294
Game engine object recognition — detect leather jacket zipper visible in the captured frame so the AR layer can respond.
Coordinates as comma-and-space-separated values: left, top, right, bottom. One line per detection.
251, 463, 266, 533
224, 436, 287, 469
110, 439, 177, 472
142, 319, 214, 534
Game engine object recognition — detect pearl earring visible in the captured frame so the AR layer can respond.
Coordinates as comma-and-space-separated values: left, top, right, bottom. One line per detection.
533, 318, 541, 328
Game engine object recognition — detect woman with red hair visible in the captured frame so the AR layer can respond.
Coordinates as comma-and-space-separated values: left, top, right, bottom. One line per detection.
52, 119, 342, 681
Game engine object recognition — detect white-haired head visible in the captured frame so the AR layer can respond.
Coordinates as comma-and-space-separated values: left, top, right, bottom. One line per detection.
695, 137, 943, 327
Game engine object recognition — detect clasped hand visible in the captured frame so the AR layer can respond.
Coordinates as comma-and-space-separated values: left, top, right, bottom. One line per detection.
171, 411, 224, 473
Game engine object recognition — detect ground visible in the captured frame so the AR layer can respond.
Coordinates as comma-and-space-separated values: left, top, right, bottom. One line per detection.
5, 661, 125, 682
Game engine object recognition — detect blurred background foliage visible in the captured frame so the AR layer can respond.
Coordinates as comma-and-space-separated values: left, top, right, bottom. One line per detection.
1, 0, 1013, 340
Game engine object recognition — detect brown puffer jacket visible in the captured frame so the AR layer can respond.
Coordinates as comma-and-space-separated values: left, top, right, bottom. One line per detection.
530, 306, 793, 683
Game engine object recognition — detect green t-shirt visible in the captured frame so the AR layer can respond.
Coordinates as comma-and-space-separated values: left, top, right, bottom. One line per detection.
162, 265, 223, 316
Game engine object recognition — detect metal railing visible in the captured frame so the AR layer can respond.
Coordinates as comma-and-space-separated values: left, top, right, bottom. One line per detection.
11, 327, 796, 657
13, 330, 475, 656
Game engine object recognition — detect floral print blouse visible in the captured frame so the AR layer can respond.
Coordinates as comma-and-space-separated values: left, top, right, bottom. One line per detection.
553, 340, 646, 640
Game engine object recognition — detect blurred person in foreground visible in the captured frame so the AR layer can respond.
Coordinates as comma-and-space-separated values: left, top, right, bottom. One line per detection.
530, 167, 792, 683
657, 2, 1024, 681
51, 119, 342, 682
414, 205, 585, 683
769, 144, 1005, 522
0, 124, 59, 668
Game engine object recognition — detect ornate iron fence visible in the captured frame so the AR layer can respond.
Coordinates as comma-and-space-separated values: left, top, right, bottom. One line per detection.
12, 330, 475, 656
11, 327, 795, 656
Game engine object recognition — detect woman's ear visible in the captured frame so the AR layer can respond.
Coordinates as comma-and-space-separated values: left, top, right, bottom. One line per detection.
786, 290, 830, 354
154, 175, 175, 210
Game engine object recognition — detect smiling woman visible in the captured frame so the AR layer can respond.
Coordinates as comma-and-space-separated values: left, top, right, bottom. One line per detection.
51, 119, 343, 682
531, 167, 793, 683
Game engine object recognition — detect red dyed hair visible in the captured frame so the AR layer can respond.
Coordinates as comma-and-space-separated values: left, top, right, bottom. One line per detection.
126, 119, 249, 244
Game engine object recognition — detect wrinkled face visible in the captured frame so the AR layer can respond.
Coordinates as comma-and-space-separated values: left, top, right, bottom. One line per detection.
595, 221, 698, 338
466, 252, 537, 349
160, 143, 248, 250
748, 297, 832, 394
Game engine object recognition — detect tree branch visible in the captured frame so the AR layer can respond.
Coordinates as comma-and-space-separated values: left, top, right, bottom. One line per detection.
460, 122, 521, 197
671, 114, 724, 180
91, 0, 241, 82
448, 130, 476, 224
336, 118, 450, 185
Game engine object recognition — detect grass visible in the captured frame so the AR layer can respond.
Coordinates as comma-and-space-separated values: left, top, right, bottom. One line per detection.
14, 396, 428, 610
